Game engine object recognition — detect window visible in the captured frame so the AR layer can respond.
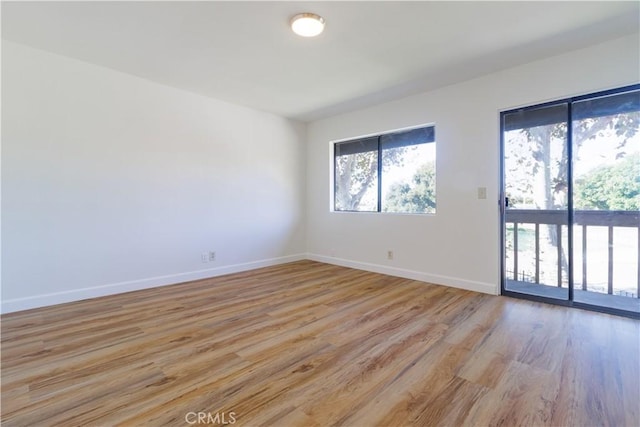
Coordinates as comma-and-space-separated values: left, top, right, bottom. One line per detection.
334, 125, 436, 214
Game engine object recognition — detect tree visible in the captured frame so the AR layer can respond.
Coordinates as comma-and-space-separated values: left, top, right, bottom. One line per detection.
383, 161, 436, 213
574, 152, 640, 211
335, 151, 378, 211
335, 147, 409, 211
506, 111, 639, 284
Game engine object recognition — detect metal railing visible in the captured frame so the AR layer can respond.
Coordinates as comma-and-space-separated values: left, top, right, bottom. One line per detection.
505, 209, 640, 298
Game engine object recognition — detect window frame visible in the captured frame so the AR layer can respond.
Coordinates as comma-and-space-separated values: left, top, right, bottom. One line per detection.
332, 124, 436, 214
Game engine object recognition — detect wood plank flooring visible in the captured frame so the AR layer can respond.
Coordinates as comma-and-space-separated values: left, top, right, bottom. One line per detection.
2, 260, 639, 426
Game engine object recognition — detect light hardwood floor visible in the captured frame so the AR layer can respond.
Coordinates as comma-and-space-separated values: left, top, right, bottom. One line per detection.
2, 260, 639, 426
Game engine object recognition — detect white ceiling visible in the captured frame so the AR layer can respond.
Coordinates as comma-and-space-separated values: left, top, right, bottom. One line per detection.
2, 1, 639, 122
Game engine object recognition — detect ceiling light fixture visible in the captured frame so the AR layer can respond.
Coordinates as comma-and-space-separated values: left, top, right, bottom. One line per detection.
290, 13, 325, 37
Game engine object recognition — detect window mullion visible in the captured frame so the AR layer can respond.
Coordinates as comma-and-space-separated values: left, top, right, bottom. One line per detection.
377, 137, 382, 212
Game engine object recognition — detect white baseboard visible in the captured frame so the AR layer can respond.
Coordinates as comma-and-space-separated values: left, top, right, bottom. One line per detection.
306, 253, 498, 295
1, 254, 306, 314
2, 252, 497, 314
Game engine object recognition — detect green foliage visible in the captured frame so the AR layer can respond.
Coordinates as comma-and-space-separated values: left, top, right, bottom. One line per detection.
335, 147, 409, 211
383, 161, 436, 213
574, 152, 640, 211
508, 112, 639, 210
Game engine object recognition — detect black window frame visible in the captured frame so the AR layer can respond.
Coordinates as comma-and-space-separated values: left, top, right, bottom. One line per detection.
333, 124, 436, 213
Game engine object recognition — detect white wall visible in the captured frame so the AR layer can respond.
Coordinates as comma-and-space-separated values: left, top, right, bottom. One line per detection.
306, 34, 640, 294
1, 41, 307, 313
3, 33, 638, 314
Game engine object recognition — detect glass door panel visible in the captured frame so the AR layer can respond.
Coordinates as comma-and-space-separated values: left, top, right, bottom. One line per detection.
502, 103, 570, 301
571, 90, 640, 314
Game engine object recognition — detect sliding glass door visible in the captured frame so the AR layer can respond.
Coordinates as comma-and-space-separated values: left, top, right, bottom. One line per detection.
571, 91, 640, 313
501, 85, 640, 317
502, 103, 570, 301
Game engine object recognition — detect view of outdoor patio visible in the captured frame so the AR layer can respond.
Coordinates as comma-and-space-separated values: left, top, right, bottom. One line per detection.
503, 89, 639, 314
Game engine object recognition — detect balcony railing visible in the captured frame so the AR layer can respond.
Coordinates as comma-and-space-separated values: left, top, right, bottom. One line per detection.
505, 209, 640, 298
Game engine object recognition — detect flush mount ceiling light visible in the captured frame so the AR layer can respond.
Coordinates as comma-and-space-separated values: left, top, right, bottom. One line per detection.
290, 13, 325, 37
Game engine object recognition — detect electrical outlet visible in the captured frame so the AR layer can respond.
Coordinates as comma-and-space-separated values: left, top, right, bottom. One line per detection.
209, 251, 216, 261
201, 252, 208, 263
387, 250, 394, 260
